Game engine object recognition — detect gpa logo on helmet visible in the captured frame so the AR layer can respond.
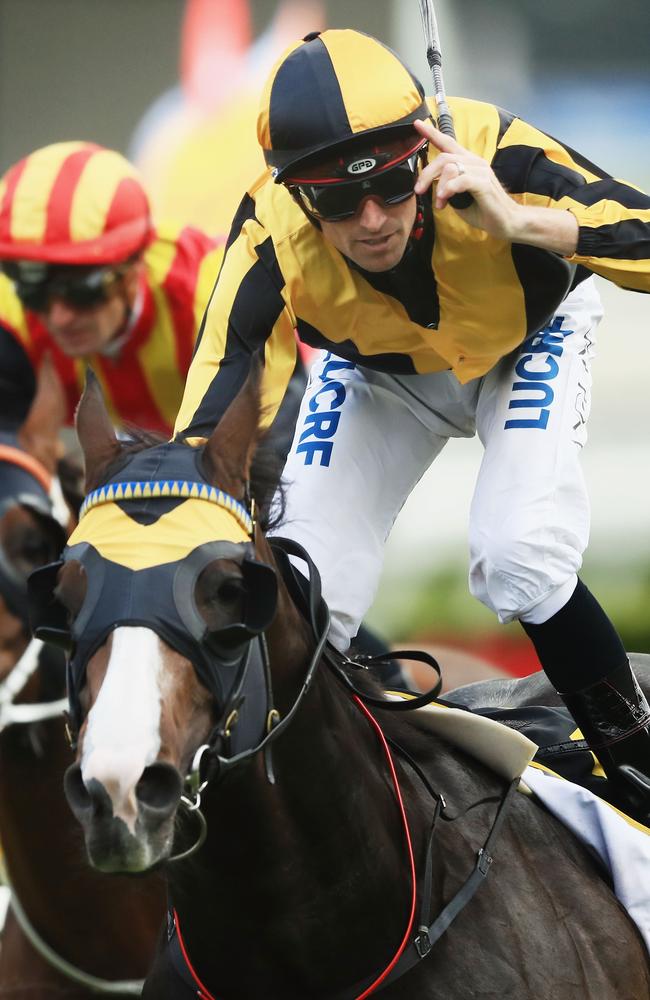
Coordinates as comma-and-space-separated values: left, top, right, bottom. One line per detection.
347, 158, 377, 176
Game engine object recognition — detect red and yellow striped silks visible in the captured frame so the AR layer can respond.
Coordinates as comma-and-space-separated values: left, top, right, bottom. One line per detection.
0, 224, 224, 435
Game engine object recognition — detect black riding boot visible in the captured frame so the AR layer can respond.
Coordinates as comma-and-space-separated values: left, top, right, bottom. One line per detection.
521, 579, 650, 822
559, 660, 650, 821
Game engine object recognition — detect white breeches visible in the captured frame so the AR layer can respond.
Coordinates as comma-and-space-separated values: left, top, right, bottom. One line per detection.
273, 277, 603, 651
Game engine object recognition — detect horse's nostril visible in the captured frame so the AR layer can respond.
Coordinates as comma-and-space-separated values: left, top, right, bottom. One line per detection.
64, 762, 92, 814
64, 763, 115, 822
136, 762, 182, 814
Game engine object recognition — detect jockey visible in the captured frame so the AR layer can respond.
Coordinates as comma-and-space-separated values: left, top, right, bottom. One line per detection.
0, 141, 304, 447
173, 29, 650, 817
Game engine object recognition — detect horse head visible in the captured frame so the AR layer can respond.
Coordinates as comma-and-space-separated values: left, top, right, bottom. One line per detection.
0, 356, 73, 675
37, 367, 311, 874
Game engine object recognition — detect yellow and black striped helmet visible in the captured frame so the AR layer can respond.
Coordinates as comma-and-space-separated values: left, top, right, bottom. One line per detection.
258, 29, 429, 182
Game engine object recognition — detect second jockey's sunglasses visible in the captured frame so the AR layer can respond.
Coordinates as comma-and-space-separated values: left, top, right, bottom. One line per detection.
1, 260, 130, 312
287, 139, 428, 223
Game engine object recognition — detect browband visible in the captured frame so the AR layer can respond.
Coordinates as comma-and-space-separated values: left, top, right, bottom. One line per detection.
79, 479, 253, 535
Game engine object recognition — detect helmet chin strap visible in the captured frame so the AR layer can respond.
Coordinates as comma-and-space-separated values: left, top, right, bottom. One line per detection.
289, 187, 322, 231
410, 196, 427, 242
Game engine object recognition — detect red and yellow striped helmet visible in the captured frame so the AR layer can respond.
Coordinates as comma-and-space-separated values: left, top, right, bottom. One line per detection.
0, 142, 153, 264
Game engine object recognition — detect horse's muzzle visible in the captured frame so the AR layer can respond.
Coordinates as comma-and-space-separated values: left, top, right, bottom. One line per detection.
64, 761, 182, 873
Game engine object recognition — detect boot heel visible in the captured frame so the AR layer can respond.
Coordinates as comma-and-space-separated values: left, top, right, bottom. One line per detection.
559, 660, 650, 819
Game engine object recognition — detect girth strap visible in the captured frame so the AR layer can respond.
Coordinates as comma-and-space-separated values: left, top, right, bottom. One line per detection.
393, 777, 518, 974
168, 748, 518, 1000
331, 776, 519, 999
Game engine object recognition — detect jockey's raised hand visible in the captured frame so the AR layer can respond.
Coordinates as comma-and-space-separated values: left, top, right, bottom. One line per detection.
413, 117, 579, 255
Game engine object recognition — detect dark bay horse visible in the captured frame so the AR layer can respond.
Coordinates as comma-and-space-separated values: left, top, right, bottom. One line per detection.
0, 360, 165, 997
37, 370, 649, 999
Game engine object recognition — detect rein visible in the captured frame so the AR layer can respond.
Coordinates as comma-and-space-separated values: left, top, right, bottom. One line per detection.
0, 637, 67, 731
169, 689, 419, 1000
172, 536, 518, 998
7, 890, 144, 995
172, 672, 517, 999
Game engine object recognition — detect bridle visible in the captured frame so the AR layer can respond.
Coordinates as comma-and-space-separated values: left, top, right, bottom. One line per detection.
28, 473, 518, 998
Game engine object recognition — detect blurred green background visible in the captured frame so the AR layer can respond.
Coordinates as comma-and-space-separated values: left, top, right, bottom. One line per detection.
1, 0, 648, 672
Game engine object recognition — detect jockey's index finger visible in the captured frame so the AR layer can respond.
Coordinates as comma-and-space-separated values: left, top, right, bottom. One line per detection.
414, 119, 462, 155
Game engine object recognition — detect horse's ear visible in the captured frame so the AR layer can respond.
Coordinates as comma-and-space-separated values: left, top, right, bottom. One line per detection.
75, 369, 120, 489
17, 353, 66, 474
203, 355, 262, 497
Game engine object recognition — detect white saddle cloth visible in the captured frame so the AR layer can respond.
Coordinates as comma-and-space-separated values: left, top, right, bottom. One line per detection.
522, 763, 650, 953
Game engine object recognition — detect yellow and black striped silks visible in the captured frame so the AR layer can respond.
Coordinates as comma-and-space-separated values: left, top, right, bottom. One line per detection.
174, 96, 650, 441
258, 29, 429, 180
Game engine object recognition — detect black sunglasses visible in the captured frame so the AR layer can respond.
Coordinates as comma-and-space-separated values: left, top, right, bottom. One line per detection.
1, 261, 129, 312
288, 146, 426, 223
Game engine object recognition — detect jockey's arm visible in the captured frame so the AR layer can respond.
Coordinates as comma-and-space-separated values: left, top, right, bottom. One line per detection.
173, 207, 297, 442
414, 116, 650, 291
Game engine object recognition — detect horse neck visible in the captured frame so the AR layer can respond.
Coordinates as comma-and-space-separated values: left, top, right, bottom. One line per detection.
168, 584, 415, 993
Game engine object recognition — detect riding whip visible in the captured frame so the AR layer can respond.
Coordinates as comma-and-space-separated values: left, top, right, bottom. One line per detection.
416, 0, 473, 208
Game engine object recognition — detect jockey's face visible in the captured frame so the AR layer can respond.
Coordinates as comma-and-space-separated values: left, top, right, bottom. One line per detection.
320, 193, 417, 272
38, 262, 141, 358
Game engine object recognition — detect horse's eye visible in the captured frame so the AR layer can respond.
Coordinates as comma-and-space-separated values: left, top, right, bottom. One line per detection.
217, 580, 244, 605
198, 577, 244, 609
195, 563, 246, 631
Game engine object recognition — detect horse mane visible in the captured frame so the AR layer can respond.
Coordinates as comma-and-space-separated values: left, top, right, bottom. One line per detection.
99, 426, 286, 532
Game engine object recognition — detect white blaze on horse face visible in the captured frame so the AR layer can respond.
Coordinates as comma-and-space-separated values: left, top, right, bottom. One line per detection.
81, 627, 164, 833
